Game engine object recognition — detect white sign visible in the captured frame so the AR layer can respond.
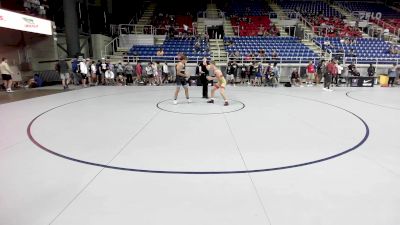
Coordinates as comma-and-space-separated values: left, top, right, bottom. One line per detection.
355, 11, 382, 20
0, 9, 52, 35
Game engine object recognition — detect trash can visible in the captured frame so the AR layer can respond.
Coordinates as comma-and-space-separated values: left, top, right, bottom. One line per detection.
379, 74, 389, 87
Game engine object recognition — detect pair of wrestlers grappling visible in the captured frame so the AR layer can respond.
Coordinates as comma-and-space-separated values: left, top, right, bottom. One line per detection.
173, 54, 229, 106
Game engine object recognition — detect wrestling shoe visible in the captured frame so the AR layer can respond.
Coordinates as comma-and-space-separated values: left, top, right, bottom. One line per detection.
224, 101, 229, 106
207, 99, 214, 104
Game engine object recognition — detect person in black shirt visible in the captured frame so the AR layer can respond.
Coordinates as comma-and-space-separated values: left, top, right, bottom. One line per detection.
197, 58, 210, 98
367, 64, 375, 77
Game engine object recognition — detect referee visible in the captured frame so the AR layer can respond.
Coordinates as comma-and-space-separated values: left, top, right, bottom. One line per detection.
199, 57, 210, 98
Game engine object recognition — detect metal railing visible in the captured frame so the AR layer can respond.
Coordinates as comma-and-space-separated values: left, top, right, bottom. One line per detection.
102, 55, 211, 64
226, 56, 330, 65
231, 26, 240, 36
153, 27, 196, 36
344, 57, 400, 65
110, 24, 198, 36
197, 10, 225, 19
102, 36, 120, 58
117, 24, 154, 35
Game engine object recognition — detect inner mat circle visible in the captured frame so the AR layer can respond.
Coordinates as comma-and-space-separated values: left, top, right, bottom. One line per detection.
156, 97, 246, 115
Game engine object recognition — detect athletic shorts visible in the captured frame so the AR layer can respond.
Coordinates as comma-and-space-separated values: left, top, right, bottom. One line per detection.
307, 73, 315, 80
176, 76, 188, 87
1, 74, 12, 81
226, 74, 234, 80
215, 82, 226, 89
80, 73, 88, 79
215, 78, 226, 89
60, 73, 70, 80
105, 71, 114, 79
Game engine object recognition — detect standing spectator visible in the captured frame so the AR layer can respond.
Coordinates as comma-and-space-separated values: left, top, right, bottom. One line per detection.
90, 60, 97, 85
162, 62, 170, 84
227, 61, 237, 86
152, 62, 162, 86
367, 64, 375, 77
0, 58, 14, 92
325, 59, 337, 91
240, 63, 247, 85
116, 62, 124, 77
249, 62, 256, 85
136, 62, 143, 84
306, 61, 316, 86
335, 62, 343, 86
79, 59, 88, 87
86, 59, 92, 85
271, 62, 280, 87
71, 58, 80, 85
55, 58, 70, 90
95, 60, 102, 85
332, 61, 341, 87
263, 63, 272, 86
254, 62, 263, 86
124, 63, 134, 85
100, 59, 109, 85
388, 63, 398, 87
316, 60, 325, 85
145, 62, 154, 85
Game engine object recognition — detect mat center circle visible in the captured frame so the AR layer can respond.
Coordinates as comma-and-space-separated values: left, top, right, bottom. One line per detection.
156, 98, 246, 115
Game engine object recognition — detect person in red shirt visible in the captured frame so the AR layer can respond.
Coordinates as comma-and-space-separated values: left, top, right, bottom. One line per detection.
306, 61, 316, 86
325, 59, 337, 91
135, 62, 143, 84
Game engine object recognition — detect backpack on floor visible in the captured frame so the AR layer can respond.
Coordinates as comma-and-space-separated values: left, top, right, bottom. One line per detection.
284, 82, 292, 87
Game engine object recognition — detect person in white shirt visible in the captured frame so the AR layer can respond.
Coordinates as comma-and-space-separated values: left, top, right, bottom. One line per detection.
162, 62, 169, 84
334, 63, 343, 86
90, 60, 97, 85
0, 58, 14, 92
79, 59, 88, 87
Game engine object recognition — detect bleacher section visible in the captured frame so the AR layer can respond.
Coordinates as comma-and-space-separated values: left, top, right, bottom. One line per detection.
310, 16, 362, 37
278, 0, 341, 17
128, 37, 210, 62
277, 1, 365, 37
224, 0, 272, 16
225, 36, 319, 62
382, 19, 400, 34
314, 37, 400, 63
230, 16, 273, 36
337, 1, 400, 19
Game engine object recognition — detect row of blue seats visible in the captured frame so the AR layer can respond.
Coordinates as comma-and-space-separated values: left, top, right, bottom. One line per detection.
225, 36, 298, 40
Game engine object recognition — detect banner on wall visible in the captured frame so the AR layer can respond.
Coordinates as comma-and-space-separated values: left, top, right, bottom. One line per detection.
0, 9, 52, 35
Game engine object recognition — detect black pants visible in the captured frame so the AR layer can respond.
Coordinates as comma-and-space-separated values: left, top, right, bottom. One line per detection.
389, 77, 395, 86
332, 75, 339, 85
126, 74, 133, 84
200, 74, 208, 98
324, 73, 332, 88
